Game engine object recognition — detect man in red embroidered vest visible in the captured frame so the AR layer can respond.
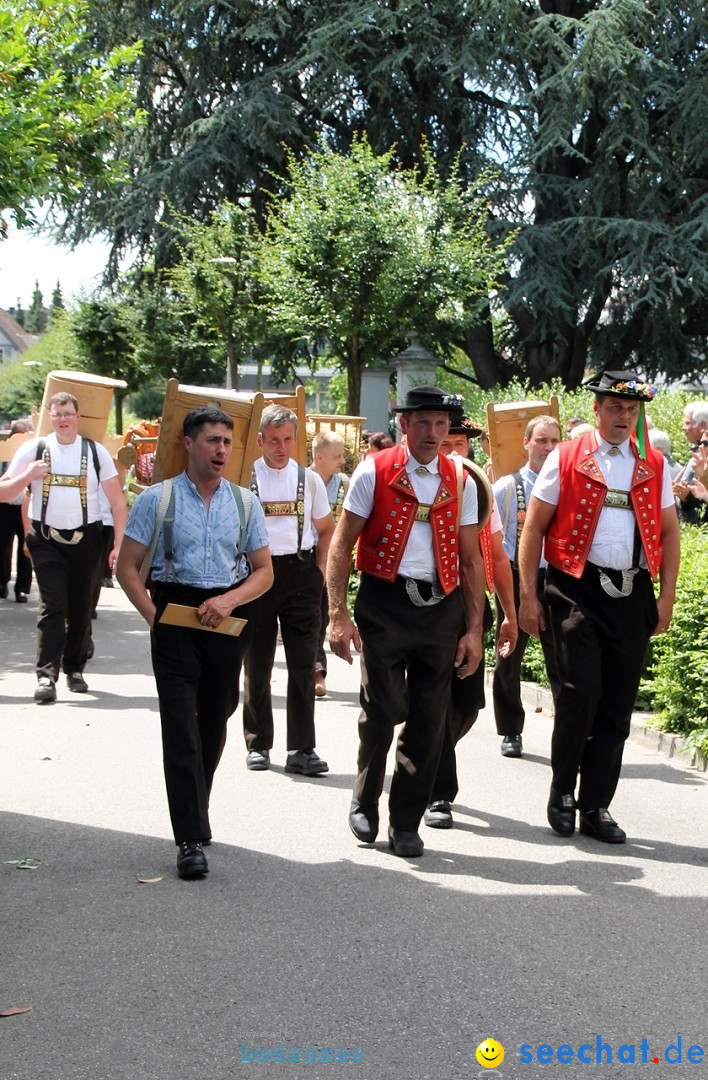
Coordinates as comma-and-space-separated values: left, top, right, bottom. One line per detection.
326, 386, 486, 858
519, 371, 680, 843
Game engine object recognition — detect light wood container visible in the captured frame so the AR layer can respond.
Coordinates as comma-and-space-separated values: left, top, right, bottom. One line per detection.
37, 370, 127, 442
485, 397, 560, 481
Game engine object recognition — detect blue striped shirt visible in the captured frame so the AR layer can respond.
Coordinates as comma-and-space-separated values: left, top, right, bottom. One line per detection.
125, 472, 269, 586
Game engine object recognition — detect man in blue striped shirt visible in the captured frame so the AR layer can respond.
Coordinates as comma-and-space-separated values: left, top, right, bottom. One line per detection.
117, 407, 273, 880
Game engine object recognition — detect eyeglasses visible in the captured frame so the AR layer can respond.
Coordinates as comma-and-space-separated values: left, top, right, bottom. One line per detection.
697, 440, 708, 447
49, 412, 77, 420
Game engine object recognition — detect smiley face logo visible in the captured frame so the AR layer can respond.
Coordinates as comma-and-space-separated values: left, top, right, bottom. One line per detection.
476, 1038, 505, 1069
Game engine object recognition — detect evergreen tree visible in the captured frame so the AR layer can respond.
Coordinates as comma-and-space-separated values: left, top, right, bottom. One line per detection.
25, 281, 44, 334
51, 282, 65, 319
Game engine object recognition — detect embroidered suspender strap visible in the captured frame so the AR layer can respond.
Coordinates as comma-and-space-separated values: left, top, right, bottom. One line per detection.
37, 437, 98, 533
331, 474, 349, 521
251, 467, 309, 556
512, 469, 526, 569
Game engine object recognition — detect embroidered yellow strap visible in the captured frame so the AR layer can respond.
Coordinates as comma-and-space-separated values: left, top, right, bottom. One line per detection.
40, 439, 90, 533
261, 501, 298, 515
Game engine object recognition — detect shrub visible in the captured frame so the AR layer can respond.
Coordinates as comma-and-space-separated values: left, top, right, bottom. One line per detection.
642, 525, 708, 757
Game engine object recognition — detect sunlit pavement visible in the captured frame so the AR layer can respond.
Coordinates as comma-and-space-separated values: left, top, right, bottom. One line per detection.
1, 585, 706, 1080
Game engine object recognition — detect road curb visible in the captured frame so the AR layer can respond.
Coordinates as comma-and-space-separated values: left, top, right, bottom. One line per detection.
488, 672, 707, 773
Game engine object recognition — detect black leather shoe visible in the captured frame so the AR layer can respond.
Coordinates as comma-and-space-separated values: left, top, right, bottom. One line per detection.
67, 672, 88, 693
501, 734, 523, 757
547, 786, 576, 836
388, 827, 424, 857
579, 808, 626, 843
423, 800, 453, 829
15, 593, 28, 603
0, 583, 7, 599
34, 677, 56, 704
285, 750, 329, 776
176, 840, 209, 879
246, 749, 270, 771
349, 799, 379, 843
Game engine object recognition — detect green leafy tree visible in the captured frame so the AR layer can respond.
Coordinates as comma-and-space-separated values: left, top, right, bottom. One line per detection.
167, 202, 262, 389
259, 136, 508, 414
288, 0, 708, 387
0, 0, 143, 234
53, 0, 708, 389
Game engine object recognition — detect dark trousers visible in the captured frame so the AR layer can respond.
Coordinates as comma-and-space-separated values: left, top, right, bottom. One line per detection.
26, 521, 103, 679
91, 524, 115, 615
544, 563, 658, 810
431, 596, 493, 804
315, 583, 329, 675
353, 573, 466, 831
151, 582, 251, 845
242, 553, 323, 752
0, 503, 32, 596
492, 565, 561, 735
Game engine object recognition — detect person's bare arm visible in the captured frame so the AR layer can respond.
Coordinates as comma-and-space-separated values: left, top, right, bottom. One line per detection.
653, 506, 680, 636
313, 512, 335, 575
518, 496, 556, 638
0, 458, 47, 502
490, 531, 518, 658
102, 475, 128, 570
454, 522, 485, 678
115, 536, 157, 627
326, 509, 366, 664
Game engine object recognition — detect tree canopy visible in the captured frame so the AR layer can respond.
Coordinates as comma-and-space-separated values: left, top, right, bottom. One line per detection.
259, 136, 507, 413
38, 0, 708, 388
0, 0, 143, 235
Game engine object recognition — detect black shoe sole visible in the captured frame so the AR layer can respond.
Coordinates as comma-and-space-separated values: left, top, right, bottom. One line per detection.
349, 816, 378, 844
578, 819, 626, 843
388, 831, 424, 857
547, 812, 575, 837
177, 859, 209, 879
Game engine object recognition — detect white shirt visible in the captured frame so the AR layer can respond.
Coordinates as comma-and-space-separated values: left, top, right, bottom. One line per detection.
533, 434, 673, 571
253, 456, 330, 555
344, 450, 478, 582
6, 434, 117, 529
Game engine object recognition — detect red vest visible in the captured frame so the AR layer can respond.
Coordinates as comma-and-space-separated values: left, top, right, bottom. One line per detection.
544, 432, 665, 580
356, 445, 464, 594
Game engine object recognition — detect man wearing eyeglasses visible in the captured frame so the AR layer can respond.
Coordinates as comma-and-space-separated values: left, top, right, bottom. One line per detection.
0, 392, 127, 703
673, 401, 708, 524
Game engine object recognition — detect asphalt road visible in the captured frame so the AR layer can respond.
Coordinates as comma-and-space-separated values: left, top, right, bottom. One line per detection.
1, 583, 706, 1080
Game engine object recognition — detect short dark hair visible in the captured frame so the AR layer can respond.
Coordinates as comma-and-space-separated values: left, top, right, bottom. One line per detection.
182, 406, 234, 440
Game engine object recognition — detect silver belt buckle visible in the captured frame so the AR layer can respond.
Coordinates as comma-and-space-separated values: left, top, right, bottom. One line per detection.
48, 527, 83, 546
404, 577, 444, 607
598, 567, 639, 598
